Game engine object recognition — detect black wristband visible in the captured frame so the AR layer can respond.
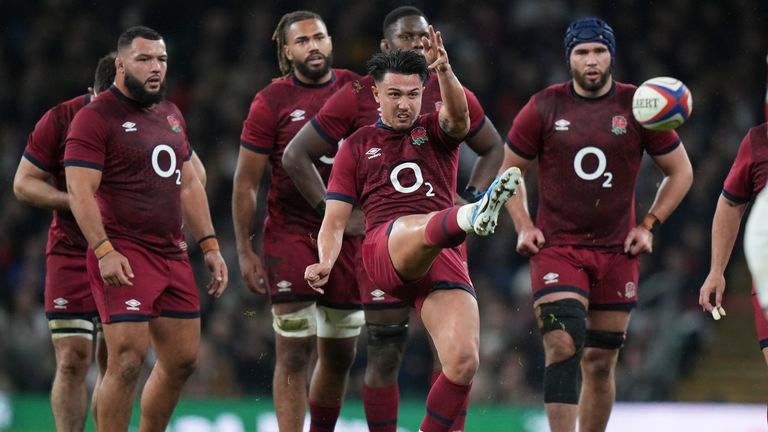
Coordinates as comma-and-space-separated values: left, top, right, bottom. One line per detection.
315, 200, 326, 216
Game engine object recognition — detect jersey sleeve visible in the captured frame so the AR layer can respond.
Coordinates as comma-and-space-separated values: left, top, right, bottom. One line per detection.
464, 87, 486, 136
641, 127, 681, 156
311, 81, 360, 146
63, 107, 110, 171
722, 130, 754, 203
240, 92, 277, 154
326, 137, 358, 204
505, 96, 543, 160
177, 109, 193, 161
424, 111, 464, 152
23, 107, 64, 172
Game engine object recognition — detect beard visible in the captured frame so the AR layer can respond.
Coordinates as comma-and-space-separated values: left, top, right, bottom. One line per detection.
571, 67, 611, 93
124, 70, 167, 105
294, 52, 333, 80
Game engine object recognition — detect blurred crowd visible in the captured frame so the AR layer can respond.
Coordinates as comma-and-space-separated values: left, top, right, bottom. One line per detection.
1, 0, 766, 405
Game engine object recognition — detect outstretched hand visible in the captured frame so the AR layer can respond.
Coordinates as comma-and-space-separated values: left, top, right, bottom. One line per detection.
421, 25, 449, 72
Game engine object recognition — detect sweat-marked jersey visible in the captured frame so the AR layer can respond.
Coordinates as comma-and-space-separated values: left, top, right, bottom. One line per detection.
64, 87, 192, 259
507, 81, 681, 249
240, 69, 360, 234
327, 112, 463, 232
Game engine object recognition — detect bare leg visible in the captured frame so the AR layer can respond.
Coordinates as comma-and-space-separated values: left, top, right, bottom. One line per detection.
272, 302, 316, 432
138, 316, 200, 432
578, 310, 630, 432
97, 321, 150, 431
310, 336, 357, 405
92, 329, 108, 429
51, 336, 93, 432
419, 290, 479, 431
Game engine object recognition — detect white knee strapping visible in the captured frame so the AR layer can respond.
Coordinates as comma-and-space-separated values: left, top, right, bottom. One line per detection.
745, 189, 768, 310
316, 305, 365, 338
272, 304, 318, 338
48, 318, 95, 340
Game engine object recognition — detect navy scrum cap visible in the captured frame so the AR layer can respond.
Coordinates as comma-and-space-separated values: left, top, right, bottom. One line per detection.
564, 17, 615, 65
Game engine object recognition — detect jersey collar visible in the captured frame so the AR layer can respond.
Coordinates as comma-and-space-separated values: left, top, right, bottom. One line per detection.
291, 70, 336, 88
569, 80, 616, 102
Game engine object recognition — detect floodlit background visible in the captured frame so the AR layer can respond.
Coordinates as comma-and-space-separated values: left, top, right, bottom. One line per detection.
0, 0, 766, 430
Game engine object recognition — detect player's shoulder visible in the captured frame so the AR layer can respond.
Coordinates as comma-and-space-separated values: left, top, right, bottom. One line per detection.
258, 75, 294, 97
534, 82, 571, 100
332, 68, 362, 84
48, 93, 90, 123
341, 75, 374, 97
746, 122, 768, 145
345, 123, 379, 144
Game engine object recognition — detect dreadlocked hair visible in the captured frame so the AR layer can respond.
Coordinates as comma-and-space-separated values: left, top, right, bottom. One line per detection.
272, 10, 323, 76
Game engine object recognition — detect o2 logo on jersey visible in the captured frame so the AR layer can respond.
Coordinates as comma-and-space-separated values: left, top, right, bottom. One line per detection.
390, 162, 435, 197
573, 146, 612, 188
151, 144, 181, 185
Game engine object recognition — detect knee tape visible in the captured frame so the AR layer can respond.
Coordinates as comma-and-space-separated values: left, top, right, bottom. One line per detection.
538, 299, 587, 404
537, 298, 587, 346
585, 330, 626, 350
366, 320, 409, 346
272, 304, 317, 338
316, 306, 365, 338
48, 318, 95, 340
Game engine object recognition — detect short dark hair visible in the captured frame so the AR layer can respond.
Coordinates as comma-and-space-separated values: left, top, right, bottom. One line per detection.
117, 26, 163, 51
366, 49, 428, 84
382, 6, 427, 39
272, 10, 324, 75
93, 52, 116, 93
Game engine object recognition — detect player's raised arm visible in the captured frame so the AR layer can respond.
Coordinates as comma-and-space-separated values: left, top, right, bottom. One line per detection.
422, 25, 468, 139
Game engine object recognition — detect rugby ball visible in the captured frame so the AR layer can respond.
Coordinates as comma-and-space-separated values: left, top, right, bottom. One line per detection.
632, 77, 692, 131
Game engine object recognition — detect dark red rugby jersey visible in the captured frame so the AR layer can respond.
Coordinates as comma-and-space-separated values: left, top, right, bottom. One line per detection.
239, 69, 361, 234
23, 94, 90, 256
506, 81, 681, 249
64, 87, 192, 258
723, 123, 768, 203
326, 112, 462, 232
311, 72, 486, 146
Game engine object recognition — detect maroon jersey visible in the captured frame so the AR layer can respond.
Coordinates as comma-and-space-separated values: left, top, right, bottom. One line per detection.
240, 69, 360, 234
23, 94, 91, 256
311, 73, 486, 145
64, 87, 192, 258
507, 81, 681, 249
722, 123, 768, 203
327, 112, 462, 231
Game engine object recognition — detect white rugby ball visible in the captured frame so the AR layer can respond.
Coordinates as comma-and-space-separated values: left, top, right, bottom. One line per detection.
632, 77, 693, 131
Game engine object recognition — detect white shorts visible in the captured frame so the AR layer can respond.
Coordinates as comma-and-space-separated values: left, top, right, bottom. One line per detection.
745, 189, 768, 310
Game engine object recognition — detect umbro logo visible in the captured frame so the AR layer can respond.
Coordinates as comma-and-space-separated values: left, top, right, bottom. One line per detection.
53, 297, 68, 309
289, 109, 306, 122
366, 148, 381, 159
543, 272, 559, 284
125, 299, 141, 311
122, 121, 137, 132
277, 280, 292, 292
371, 289, 386, 301
554, 119, 570, 131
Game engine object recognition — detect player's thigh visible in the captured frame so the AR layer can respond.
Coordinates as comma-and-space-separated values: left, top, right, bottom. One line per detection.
45, 253, 98, 318
263, 231, 321, 305
590, 250, 639, 310
751, 285, 768, 351
420, 289, 479, 358
324, 236, 364, 308
530, 246, 591, 307
388, 214, 437, 278
149, 316, 200, 365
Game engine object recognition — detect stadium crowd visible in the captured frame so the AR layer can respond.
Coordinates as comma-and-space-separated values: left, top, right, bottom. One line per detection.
0, 0, 766, 405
